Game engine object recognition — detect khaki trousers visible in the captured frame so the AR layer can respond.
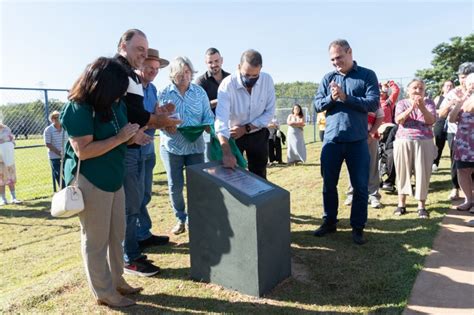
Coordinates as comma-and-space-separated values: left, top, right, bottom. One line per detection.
77, 174, 127, 300
394, 138, 436, 201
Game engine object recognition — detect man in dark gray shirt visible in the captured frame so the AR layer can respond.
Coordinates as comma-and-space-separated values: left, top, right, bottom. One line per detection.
195, 48, 230, 161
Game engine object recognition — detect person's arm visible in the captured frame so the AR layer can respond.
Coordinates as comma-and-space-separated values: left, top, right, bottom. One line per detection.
370, 115, 384, 137
314, 76, 335, 112
448, 100, 463, 123
217, 134, 237, 169
388, 81, 400, 105
44, 129, 61, 155
46, 143, 61, 156
250, 75, 276, 128
417, 99, 436, 125
69, 123, 139, 160
394, 100, 413, 125
215, 82, 231, 140
209, 99, 218, 109
343, 70, 380, 113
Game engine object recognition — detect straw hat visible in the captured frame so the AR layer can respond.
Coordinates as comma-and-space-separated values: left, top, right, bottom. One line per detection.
146, 48, 169, 68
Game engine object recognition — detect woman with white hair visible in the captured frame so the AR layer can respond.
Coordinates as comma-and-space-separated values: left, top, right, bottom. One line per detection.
393, 79, 437, 218
448, 73, 474, 212
158, 56, 214, 235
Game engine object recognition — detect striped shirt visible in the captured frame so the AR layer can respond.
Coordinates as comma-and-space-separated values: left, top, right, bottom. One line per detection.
158, 83, 214, 155
43, 124, 66, 159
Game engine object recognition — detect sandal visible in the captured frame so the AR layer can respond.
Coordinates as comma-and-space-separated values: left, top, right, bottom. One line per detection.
456, 203, 471, 211
418, 208, 429, 219
394, 207, 406, 216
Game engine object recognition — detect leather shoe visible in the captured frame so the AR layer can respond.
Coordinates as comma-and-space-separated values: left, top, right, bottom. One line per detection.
97, 296, 136, 308
352, 228, 366, 245
138, 235, 169, 248
313, 223, 337, 237
117, 285, 143, 295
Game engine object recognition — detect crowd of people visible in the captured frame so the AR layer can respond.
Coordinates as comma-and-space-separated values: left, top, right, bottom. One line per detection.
36, 28, 471, 307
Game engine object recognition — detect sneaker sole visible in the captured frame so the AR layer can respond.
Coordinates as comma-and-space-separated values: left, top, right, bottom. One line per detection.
124, 268, 160, 277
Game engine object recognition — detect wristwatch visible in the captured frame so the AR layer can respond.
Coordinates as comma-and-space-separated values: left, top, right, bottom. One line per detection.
245, 124, 251, 133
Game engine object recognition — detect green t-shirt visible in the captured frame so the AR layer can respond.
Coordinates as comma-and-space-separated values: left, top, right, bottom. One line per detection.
60, 100, 128, 192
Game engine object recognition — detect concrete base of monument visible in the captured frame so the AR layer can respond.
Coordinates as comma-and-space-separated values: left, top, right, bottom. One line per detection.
186, 161, 291, 297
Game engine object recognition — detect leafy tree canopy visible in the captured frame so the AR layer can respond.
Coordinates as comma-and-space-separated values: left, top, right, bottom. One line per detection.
415, 33, 474, 96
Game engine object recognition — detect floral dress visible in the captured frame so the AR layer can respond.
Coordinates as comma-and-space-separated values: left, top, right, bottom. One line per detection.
454, 110, 474, 163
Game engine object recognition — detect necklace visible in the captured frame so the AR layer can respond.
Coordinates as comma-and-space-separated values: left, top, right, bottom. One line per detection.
111, 108, 120, 135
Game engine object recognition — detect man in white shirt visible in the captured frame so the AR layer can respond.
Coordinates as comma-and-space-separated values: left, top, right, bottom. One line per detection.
215, 49, 276, 179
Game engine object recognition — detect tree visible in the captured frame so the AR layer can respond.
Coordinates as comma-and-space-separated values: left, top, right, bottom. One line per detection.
415, 33, 474, 96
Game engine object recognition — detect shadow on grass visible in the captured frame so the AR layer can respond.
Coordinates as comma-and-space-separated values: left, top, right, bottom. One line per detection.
0, 200, 52, 218
133, 214, 450, 313
273, 216, 445, 310
124, 293, 347, 314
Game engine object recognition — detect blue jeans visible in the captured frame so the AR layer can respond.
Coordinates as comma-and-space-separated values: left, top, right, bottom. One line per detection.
50, 158, 64, 191
320, 139, 369, 229
160, 146, 204, 223
136, 152, 156, 241
123, 148, 145, 263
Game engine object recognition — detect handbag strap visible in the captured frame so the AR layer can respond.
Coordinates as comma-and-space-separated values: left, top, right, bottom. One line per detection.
59, 130, 65, 190
58, 130, 81, 189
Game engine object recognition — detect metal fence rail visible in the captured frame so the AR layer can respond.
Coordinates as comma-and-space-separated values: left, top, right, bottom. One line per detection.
0, 87, 69, 200
0, 88, 322, 201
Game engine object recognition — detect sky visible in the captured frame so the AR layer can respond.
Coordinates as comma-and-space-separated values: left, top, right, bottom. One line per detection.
0, 0, 473, 94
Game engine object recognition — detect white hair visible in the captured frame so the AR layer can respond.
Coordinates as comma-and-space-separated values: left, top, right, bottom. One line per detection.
169, 56, 196, 83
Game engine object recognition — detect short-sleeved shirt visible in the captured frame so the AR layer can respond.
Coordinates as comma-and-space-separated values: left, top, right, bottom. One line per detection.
395, 99, 436, 140
158, 83, 214, 155
43, 124, 66, 159
60, 100, 128, 192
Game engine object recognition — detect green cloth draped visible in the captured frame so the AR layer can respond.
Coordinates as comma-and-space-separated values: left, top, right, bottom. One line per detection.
177, 125, 208, 142
209, 125, 247, 168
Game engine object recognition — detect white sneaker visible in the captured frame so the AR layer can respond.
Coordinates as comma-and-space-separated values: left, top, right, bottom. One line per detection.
11, 199, 22, 204
171, 222, 186, 235
370, 198, 382, 209
449, 189, 459, 201
432, 164, 438, 172
344, 195, 353, 206
0, 199, 7, 206
467, 220, 474, 227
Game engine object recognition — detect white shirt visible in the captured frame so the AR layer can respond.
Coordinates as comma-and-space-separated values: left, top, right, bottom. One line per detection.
215, 70, 276, 139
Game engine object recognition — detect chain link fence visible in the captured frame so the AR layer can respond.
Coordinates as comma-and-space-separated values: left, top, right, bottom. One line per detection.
0, 82, 411, 201
0, 87, 69, 201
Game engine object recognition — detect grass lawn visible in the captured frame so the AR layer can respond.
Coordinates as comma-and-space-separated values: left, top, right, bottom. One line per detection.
0, 140, 454, 314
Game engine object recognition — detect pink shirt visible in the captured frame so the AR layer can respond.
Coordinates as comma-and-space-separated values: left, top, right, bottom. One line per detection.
395, 99, 436, 140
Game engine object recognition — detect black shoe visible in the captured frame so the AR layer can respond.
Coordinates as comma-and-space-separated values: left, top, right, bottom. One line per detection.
138, 235, 169, 248
352, 228, 366, 245
393, 207, 406, 216
313, 223, 337, 237
124, 257, 160, 277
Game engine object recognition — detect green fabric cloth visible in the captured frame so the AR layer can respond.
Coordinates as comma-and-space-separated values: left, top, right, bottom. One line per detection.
209, 125, 247, 168
60, 100, 128, 192
177, 125, 209, 142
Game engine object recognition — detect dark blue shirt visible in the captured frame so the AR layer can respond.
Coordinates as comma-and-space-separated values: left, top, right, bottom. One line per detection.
314, 62, 380, 143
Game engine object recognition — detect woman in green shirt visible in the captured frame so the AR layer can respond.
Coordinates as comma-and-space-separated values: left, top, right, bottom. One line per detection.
60, 57, 144, 308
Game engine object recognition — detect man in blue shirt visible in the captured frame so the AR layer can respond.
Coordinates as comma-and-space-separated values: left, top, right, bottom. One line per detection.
136, 48, 170, 248
313, 39, 380, 245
